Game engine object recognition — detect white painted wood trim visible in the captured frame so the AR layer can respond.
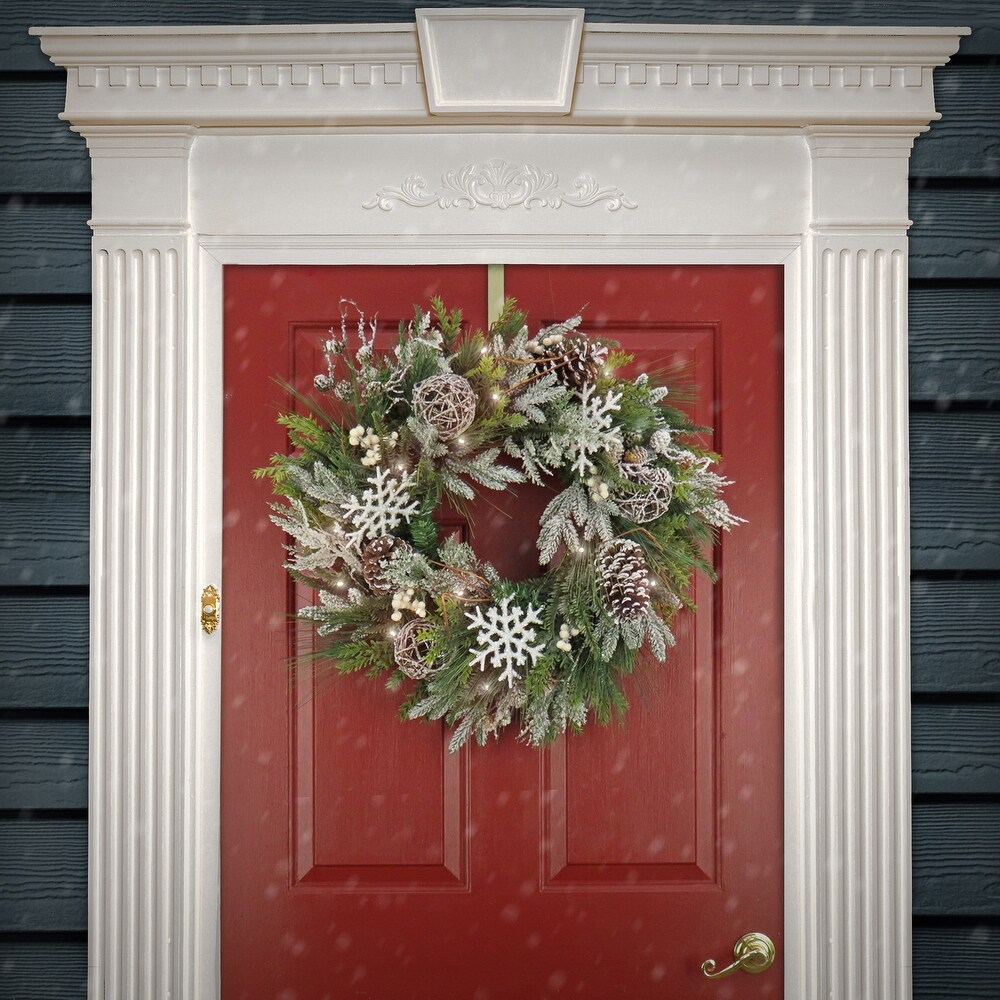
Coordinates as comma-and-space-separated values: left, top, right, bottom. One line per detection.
415, 7, 585, 114
31, 12, 968, 1000
32, 20, 966, 126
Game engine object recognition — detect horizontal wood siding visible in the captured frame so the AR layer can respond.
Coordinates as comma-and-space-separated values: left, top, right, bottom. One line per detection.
911, 580, 1000, 692
0, 1, 996, 995
0, 427, 89, 586
912, 924, 1000, 1000
0, 717, 88, 809
908, 288, 1000, 401
909, 189, 1000, 280
0, 200, 91, 295
0, 819, 87, 932
0, 80, 89, 193
910, 64, 1000, 179
913, 804, 1000, 917
0, 940, 87, 999
0, 595, 89, 707
0, 301, 91, 417
910, 412, 1000, 570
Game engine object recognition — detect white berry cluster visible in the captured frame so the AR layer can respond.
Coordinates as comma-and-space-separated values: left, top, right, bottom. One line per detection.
556, 622, 580, 653
525, 330, 565, 354
391, 587, 427, 621
585, 474, 610, 502
348, 424, 399, 467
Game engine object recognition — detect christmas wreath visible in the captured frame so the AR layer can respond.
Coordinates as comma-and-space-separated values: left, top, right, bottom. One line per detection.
258, 299, 741, 751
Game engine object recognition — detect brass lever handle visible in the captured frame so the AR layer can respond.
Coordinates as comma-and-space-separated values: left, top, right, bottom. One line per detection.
701, 932, 775, 980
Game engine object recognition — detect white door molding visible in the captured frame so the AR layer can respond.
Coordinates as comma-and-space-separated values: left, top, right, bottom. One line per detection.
31, 13, 968, 999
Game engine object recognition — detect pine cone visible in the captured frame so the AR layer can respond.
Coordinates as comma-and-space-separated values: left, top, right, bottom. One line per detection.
596, 539, 651, 621
648, 428, 673, 455
362, 535, 410, 594
539, 334, 608, 389
623, 445, 651, 466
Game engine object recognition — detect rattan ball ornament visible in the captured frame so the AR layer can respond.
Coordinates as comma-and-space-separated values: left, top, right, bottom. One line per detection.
615, 464, 675, 524
393, 617, 438, 679
412, 373, 478, 441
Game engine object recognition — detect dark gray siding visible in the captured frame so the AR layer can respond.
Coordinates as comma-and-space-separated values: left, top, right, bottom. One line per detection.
1, 2, 997, 996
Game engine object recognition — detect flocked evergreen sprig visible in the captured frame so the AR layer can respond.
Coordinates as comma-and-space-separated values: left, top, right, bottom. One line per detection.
256, 296, 743, 750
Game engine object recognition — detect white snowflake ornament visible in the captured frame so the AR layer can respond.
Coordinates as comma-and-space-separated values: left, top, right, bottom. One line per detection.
465, 595, 546, 688
340, 466, 419, 548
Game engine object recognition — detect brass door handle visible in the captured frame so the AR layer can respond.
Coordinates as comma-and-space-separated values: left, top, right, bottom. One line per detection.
701, 932, 776, 980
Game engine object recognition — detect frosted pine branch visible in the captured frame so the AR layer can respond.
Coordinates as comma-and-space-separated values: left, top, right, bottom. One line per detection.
285, 462, 352, 507
270, 499, 361, 575
449, 447, 526, 490
537, 483, 617, 562
510, 372, 567, 423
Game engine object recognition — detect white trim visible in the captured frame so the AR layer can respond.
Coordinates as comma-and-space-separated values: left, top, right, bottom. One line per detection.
31, 20, 965, 127
416, 8, 585, 114
30, 11, 968, 1000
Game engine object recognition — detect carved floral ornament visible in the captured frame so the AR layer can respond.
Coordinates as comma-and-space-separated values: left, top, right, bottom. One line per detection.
363, 158, 637, 212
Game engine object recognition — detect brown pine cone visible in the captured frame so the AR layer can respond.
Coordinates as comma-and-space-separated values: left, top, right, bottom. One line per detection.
623, 445, 651, 466
539, 334, 609, 389
361, 535, 410, 594
596, 539, 651, 621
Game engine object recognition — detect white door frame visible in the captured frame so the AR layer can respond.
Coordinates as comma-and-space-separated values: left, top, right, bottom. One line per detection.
32, 13, 968, 999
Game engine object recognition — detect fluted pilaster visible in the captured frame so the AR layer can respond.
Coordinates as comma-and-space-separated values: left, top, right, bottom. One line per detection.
785, 125, 916, 999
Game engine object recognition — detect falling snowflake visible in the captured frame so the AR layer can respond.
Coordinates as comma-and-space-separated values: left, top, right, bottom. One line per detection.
563, 383, 623, 477
340, 466, 419, 548
465, 595, 546, 688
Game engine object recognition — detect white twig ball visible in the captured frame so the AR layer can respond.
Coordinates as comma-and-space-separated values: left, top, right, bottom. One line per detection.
615, 465, 675, 524
393, 617, 439, 679
412, 373, 478, 441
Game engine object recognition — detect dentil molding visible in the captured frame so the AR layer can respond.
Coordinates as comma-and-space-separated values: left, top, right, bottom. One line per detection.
31, 20, 967, 126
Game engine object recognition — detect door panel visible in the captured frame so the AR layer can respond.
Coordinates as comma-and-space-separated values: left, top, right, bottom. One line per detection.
286, 312, 474, 891
223, 263, 783, 999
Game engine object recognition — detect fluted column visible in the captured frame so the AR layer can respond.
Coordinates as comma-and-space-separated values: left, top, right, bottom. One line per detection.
84, 127, 212, 999
786, 126, 920, 1000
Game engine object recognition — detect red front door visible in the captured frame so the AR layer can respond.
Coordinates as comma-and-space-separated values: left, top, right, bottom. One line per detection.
222, 264, 783, 999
